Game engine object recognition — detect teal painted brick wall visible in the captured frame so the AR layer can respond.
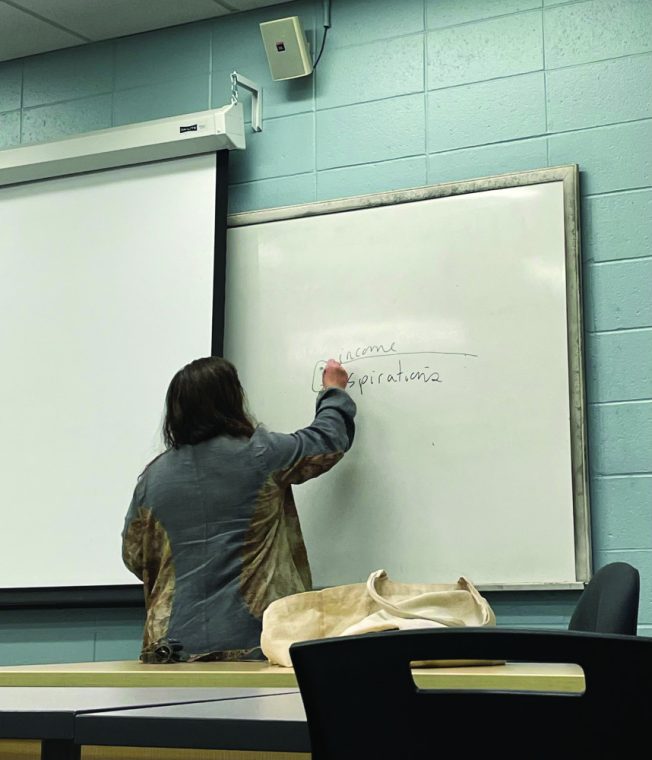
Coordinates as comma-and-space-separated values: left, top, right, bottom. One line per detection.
0, 608, 145, 665
0, 0, 650, 664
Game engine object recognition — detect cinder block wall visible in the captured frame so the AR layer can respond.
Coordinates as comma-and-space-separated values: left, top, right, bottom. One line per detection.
0, 0, 650, 664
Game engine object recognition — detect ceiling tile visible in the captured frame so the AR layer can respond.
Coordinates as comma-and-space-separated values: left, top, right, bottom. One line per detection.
8, 0, 231, 40
0, 0, 296, 62
0, 2, 84, 62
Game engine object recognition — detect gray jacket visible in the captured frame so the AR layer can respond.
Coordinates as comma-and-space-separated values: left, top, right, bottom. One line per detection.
122, 387, 356, 661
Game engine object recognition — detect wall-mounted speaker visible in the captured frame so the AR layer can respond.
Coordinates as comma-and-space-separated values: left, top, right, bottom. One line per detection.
260, 16, 313, 81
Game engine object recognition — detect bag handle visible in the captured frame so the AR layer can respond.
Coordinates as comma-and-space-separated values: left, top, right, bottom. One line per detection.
366, 569, 466, 627
456, 574, 494, 626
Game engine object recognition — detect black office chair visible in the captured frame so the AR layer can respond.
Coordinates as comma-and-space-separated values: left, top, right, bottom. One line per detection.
290, 627, 652, 760
569, 561, 639, 635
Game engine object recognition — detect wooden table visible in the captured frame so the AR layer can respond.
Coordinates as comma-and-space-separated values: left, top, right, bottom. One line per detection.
0, 687, 298, 760
75, 693, 309, 755
0, 660, 584, 759
0, 659, 585, 693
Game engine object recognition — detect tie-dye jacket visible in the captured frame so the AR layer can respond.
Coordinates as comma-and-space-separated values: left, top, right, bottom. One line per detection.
122, 387, 356, 662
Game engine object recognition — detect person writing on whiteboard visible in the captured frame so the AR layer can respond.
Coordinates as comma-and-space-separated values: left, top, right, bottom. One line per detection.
121, 356, 355, 663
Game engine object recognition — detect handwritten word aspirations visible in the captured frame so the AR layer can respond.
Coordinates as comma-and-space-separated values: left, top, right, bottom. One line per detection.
347, 359, 441, 396
310, 342, 477, 392
338, 342, 396, 364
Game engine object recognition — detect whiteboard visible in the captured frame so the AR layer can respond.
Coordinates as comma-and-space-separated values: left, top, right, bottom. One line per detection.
225, 166, 589, 589
0, 154, 217, 588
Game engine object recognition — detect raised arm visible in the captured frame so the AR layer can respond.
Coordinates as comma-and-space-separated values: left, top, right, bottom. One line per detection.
253, 360, 357, 486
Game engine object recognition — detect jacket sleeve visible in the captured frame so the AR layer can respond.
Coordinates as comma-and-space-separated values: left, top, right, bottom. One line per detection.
253, 387, 356, 486
121, 480, 146, 580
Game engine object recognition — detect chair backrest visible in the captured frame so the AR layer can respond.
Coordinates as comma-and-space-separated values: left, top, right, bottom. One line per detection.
569, 561, 639, 635
290, 627, 652, 760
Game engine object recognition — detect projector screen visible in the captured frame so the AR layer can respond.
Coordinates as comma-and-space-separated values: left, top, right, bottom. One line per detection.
0, 154, 220, 590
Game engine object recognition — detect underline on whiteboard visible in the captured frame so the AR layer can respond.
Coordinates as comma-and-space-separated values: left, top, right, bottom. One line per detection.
339, 350, 479, 365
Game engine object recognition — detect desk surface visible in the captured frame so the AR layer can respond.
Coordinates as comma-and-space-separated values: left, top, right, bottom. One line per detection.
0, 659, 585, 693
0, 686, 297, 740
76, 693, 309, 754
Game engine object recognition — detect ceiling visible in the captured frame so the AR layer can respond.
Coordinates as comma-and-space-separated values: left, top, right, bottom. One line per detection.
0, 0, 291, 62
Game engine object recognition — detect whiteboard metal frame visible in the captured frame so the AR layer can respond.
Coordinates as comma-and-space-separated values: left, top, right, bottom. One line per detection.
228, 165, 591, 589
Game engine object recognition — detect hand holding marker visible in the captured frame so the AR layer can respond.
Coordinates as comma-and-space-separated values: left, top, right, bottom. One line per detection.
322, 359, 349, 390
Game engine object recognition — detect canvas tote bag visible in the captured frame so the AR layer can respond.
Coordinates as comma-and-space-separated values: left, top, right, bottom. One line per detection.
261, 569, 497, 667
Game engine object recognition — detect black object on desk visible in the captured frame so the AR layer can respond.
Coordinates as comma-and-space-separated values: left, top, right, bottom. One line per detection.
0, 686, 297, 760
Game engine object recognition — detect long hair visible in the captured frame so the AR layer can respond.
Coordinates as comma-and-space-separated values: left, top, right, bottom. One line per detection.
163, 357, 255, 448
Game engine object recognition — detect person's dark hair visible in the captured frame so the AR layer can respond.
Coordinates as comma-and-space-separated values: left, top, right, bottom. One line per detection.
163, 357, 255, 448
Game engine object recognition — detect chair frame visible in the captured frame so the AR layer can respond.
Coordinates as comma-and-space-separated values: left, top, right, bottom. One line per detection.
569, 561, 639, 635
291, 627, 652, 760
